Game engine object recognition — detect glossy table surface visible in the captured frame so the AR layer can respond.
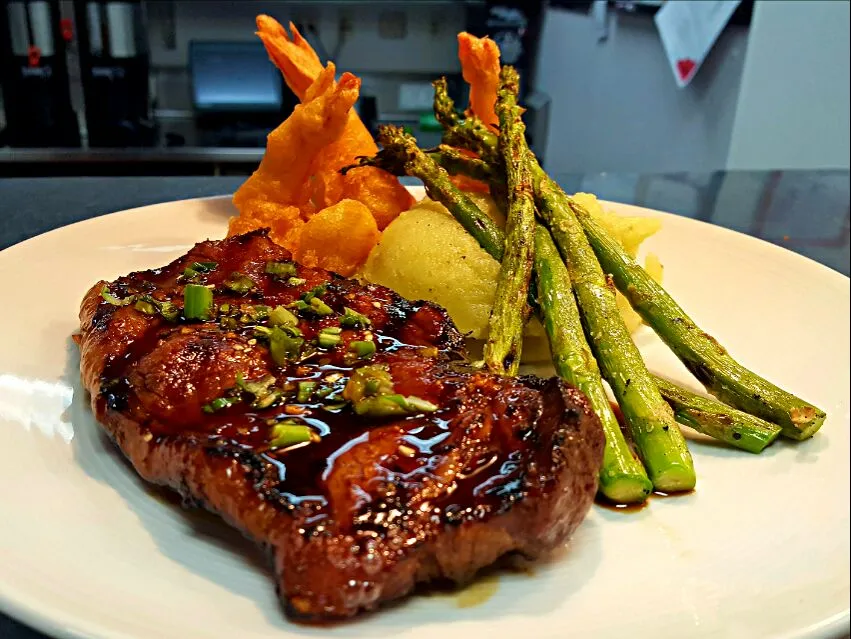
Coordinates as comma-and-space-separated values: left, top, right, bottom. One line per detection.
0, 171, 848, 639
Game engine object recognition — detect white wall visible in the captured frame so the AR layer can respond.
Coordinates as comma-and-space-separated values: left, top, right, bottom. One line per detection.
535, 7, 749, 175
727, 0, 850, 170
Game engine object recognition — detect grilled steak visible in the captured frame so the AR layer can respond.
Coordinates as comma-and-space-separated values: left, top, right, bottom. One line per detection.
77, 230, 604, 620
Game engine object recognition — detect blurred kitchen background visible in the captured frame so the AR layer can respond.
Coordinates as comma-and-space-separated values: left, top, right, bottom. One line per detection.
0, 0, 848, 179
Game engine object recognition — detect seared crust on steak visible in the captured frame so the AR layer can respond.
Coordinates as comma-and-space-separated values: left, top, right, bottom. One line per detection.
77, 230, 604, 619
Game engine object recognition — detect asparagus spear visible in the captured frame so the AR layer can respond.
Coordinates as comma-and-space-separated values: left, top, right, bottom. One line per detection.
570, 201, 826, 441
343, 125, 505, 261
433, 77, 500, 165
536, 226, 653, 501
534, 173, 696, 492
484, 67, 536, 376
426, 144, 502, 184
653, 376, 782, 454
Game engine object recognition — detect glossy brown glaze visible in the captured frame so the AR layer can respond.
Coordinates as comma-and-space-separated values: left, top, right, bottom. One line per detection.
78, 230, 605, 620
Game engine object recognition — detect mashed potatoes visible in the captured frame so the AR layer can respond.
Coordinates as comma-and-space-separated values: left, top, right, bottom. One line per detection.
362, 192, 662, 360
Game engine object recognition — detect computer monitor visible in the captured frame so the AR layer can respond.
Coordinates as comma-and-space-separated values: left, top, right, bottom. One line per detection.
189, 41, 283, 113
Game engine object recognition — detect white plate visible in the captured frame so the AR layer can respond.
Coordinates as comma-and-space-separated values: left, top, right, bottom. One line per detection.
0, 191, 848, 639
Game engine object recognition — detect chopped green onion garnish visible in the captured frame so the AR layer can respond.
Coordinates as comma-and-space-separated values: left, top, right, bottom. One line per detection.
288, 300, 310, 313
183, 284, 213, 320
318, 332, 342, 348
265, 261, 297, 279
319, 326, 343, 335
287, 277, 307, 286
253, 325, 273, 339
220, 303, 231, 314
251, 305, 270, 321
351, 393, 438, 417
136, 294, 179, 322
236, 373, 280, 409
404, 396, 440, 412
269, 326, 304, 366
296, 381, 317, 403
342, 364, 394, 402
134, 300, 156, 315
224, 272, 256, 294
315, 386, 335, 400
182, 261, 217, 281
349, 340, 376, 359
309, 297, 333, 316
364, 378, 381, 395
101, 286, 134, 306
281, 324, 303, 337
340, 307, 372, 329
202, 395, 241, 413
220, 316, 238, 330
269, 305, 299, 328
288, 297, 333, 316
302, 284, 328, 302
268, 422, 316, 449
157, 301, 180, 322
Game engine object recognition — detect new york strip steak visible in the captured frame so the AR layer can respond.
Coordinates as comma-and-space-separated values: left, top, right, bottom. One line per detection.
77, 230, 604, 620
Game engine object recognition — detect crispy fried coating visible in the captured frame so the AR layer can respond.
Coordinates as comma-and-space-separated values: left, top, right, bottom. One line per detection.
230, 65, 358, 246
458, 32, 501, 133
256, 15, 413, 224
255, 16, 323, 101
293, 199, 380, 276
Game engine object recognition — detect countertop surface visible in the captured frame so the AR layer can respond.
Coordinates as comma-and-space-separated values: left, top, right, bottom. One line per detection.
1, 171, 848, 275
0, 171, 848, 639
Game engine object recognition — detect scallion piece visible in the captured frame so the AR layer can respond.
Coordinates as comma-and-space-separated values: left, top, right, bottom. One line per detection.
269, 422, 316, 449
303, 284, 328, 302
287, 277, 307, 286
253, 325, 273, 339
351, 393, 438, 417
280, 324, 303, 337
265, 261, 297, 279
364, 378, 381, 395
404, 396, 439, 412
251, 305, 270, 321
235, 373, 280, 409
134, 300, 156, 315
269, 326, 304, 366
269, 305, 299, 328
309, 297, 333, 316
183, 284, 213, 320
101, 286, 134, 306
156, 301, 180, 322
296, 381, 317, 403
349, 340, 376, 359
315, 386, 335, 400
224, 272, 255, 294
136, 294, 179, 322
340, 307, 372, 329
318, 332, 342, 348
202, 395, 241, 413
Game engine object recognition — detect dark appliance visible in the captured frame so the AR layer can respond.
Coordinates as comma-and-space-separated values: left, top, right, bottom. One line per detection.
0, 0, 80, 147
73, 0, 155, 147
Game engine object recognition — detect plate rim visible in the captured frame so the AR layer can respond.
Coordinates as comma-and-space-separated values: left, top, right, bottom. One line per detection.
0, 193, 848, 639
